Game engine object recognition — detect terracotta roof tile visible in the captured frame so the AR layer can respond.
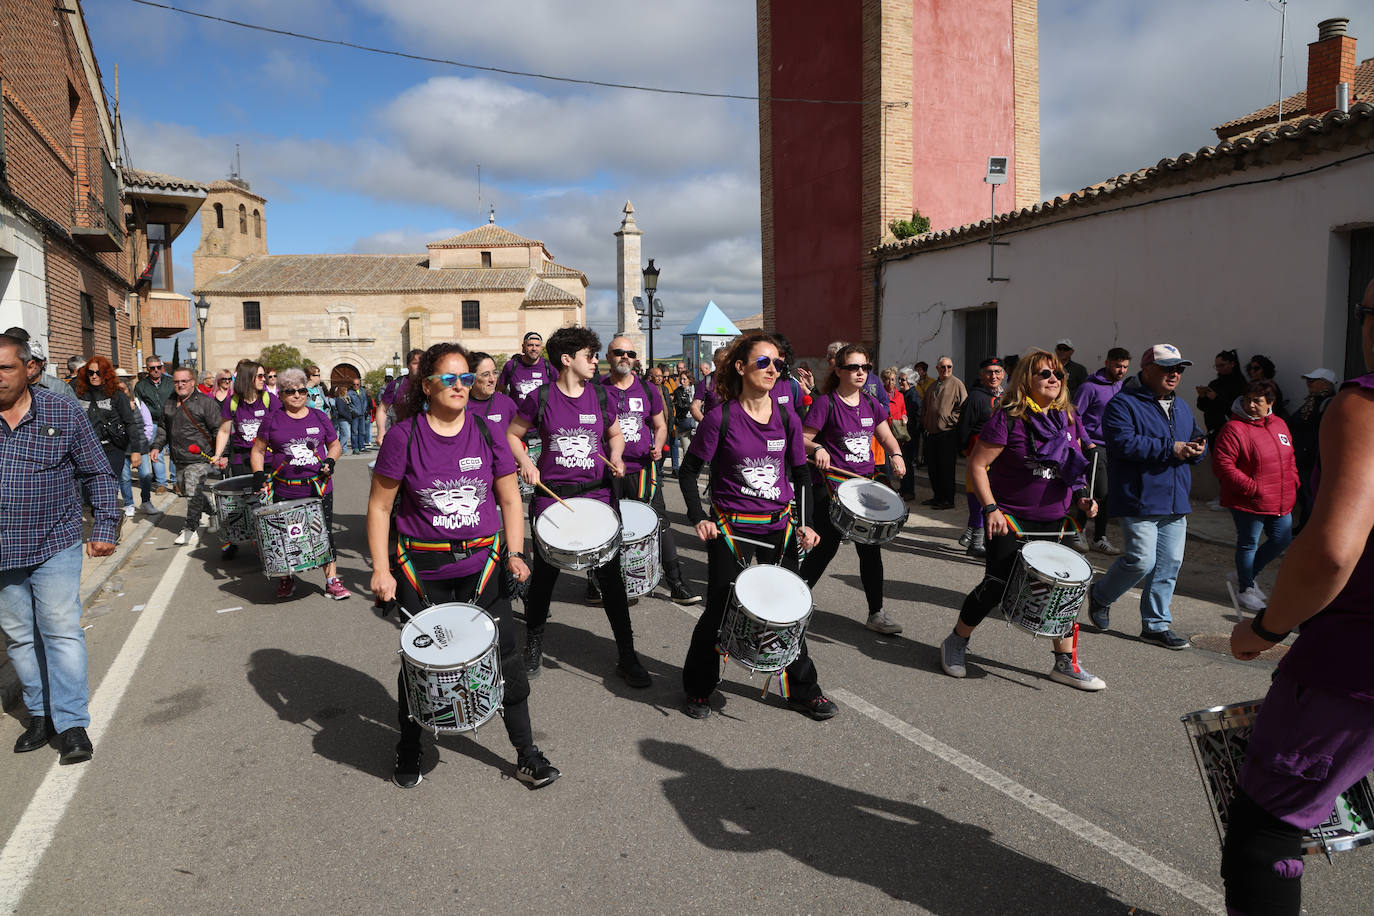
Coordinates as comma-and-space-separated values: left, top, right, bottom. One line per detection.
427, 225, 542, 249
539, 262, 588, 283
1216, 57, 1372, 139
121, 168, 207, 194
523, 278, 582, 306
194, 254, 535, 295
205, 179, 268, 202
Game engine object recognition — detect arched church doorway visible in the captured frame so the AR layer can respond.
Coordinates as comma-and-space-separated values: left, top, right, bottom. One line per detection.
330, 362, 361, 392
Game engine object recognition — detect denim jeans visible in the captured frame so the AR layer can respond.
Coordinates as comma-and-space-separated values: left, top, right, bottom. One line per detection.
0, 542, 90, 730
120, 457, 153, 505
118, 457, 134, 505
1230, 509, 1292, 591
336, 419, 353, 453
1091, 514, 1188, 632
351, 418, 366, 453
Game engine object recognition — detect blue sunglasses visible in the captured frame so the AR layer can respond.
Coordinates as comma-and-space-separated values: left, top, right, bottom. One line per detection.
427, 372, 475, 389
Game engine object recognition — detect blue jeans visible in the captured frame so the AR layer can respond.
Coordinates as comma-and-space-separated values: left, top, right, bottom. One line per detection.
120, 457, 153, 504
336, 419, 353, 453
351, 418, 366, 453
0, 543, 90, 730
1230, 509, 1292, 591
118, 458, 134, 505
1091, 514, 1188, 633
150, 448, 175, 487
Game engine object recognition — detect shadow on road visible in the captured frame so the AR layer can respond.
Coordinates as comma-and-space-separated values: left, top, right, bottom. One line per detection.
640, 739, 1160, 915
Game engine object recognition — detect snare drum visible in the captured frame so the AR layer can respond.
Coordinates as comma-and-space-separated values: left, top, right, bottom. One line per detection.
829, 477, 909, 545
718, 565, 813, 675
253, 498, 333, 577
1181, 700, 1374, 855
399, 603, 504, 734
518, 440, 543, 497
533, 497, 621, 571
210, 476, 265, 545
1001, 541, 1092, 638
618, 500, 662, 598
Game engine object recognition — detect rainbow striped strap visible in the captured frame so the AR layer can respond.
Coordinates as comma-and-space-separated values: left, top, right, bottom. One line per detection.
713, 509, 795, 564
394, 533, 503, 602
1002, 513, 1077, 541
634, 462, 659, 502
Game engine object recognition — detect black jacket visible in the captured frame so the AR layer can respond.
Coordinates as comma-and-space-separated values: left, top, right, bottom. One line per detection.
151, 390, 223, 466
956, 383, 1001, 454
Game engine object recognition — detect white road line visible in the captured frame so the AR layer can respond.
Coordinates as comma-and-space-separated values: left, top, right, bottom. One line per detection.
830, 688, 1225, 915
214, 606, 243, 615
0, 544, 193, 913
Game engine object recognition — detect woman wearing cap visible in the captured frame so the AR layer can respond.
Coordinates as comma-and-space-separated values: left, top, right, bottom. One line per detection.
939, 348, 1105, 691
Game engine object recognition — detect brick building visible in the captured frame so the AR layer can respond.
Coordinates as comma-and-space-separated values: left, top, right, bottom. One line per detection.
757, 0, 1039, 359
0, 0, 132, 368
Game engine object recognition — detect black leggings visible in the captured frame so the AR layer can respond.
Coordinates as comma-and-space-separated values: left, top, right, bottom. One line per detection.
958, 517, 1066, 629
799, 485, 884, 615
681, 526, 820, 702
395, 561, 534, 754
525, 511, 636, 654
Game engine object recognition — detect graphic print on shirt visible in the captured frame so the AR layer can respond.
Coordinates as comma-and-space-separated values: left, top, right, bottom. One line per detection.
553, 427, 596, 469
842, 433, 871, 464
241, 415, 264, 442
739, 456, 782, 500
517, 376, 542, 398
618, 409, 643, 444
284, 439, 320, 467
420, 476, 489, 530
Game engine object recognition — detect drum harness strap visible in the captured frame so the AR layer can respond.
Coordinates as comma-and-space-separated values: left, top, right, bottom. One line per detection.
998, 510, 1087, 675
708, 400, 802, 569
631, 460, 659, 502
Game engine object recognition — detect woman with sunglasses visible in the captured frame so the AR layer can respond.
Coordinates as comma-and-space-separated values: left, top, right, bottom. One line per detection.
73, 355, 144, 492
798, 344, 906, 635
939, 348, 1106, 692
249, 368, 348, 600
464, 352, 518, 434
211, 359, 277, 559
213, 371, 232, 403
368, 343, 558, 790
677, 333, 834, 721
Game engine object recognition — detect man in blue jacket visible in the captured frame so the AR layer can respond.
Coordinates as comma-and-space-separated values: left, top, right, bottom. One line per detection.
1088, 344, 1206, 649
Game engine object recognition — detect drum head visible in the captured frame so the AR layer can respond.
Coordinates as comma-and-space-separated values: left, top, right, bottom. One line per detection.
836, 478, 907, 523
536, 498, 621, 551
253, 497, 320, 518
734, 565, 811, 625
211, 476, 257, 494
1020, 541, 1093, 584
619, 501, 659, 541
401, 603, 496, 668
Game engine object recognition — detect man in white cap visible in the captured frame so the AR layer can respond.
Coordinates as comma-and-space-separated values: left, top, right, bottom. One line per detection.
1290, 367, 1338, 529
1055, 339, 1088, 397
1087, 343, 1207, 649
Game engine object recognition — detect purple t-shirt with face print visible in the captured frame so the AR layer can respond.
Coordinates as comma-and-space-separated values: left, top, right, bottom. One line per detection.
467, 391, 519, 434
256, 407, 338, 499
222, 393, 277, 451
688, 400, 805, 531
517, 382, 618, 517
600, 374, 663, 470
374, 413, 516, 579
979, 407, 1089, 521
804, 391, 881, 479
499, 356, 555, 406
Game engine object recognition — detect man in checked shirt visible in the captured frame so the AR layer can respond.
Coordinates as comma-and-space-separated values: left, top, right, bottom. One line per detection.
0, 333, 119, 764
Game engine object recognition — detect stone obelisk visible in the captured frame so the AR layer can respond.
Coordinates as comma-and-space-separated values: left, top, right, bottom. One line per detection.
613, 201, 647, 356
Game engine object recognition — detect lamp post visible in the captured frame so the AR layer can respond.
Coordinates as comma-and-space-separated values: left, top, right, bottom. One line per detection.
194, 294, 211, 378
636, 259, 662, 367
392, 351, 402, 377
187, 341, 198, 375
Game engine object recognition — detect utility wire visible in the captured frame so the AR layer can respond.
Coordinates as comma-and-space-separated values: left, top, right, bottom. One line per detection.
124, 0, 908, 108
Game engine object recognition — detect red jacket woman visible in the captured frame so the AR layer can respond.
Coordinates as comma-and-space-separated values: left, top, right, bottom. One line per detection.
1213, 391, 1298, 516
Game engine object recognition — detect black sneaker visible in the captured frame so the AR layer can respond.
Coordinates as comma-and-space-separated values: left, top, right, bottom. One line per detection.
1087, 595, 1110, 630
392, 742, 423, 789
616, 652, 652, 688
516, 748, 561, 788
682, 697, 711, 720
221, 543, 238, 561
787, 694, 839, 721
667, 579, 701, 604
1139, 628, 1189, 650
585, 575, 603, 606
523, 629, 544, 677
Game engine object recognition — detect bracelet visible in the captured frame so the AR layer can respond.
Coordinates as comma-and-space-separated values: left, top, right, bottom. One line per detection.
981, 503, 1000, 517
1250, 608, 1290, 643
507, 550, 528, 561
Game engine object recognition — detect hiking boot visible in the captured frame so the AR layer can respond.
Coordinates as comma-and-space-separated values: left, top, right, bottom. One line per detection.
865, 610, 903, 634
941, 632, 968, 678
523, 629, 544, 677
787, 694, 839, 721
516, 748, 561, 788
616, 651, 651, 688
393, 742, 423, 789
1049, 653, 1106, 691
957, 526, 974, 548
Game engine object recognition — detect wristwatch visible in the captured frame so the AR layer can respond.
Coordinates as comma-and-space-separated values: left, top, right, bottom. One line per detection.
981, 503, 1000, 516
1250, 608, 1290, 643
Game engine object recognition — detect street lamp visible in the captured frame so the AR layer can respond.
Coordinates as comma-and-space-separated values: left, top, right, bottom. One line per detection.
187, 341, 198, 374
194, 294, 211, 378
637, 259, 663, 367
392, 351, 402, 376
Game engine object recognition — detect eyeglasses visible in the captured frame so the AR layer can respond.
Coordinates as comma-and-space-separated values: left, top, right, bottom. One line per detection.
255, 372, 266, 379
937, 364, 953, 370
265, 374, 277, 380
1034, 368, 1066, 381
173, 378, 194, 384
86, 369, 101, 376
474, 370, 497, 380
752, 356, 787, 372
838, 363, 873, 373
427, 372, 475, 389
609, 348, 637, 359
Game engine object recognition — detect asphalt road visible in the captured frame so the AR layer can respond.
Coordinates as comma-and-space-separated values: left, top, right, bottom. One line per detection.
0, 456, 1362, 915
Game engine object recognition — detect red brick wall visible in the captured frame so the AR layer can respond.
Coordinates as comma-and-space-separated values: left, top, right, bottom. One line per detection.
1306, 34, 1357, 115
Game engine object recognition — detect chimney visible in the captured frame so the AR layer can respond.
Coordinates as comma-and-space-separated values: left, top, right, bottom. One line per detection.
1306, 18, 1357, 115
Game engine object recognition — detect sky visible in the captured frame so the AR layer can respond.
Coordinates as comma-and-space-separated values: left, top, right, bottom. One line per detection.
83, 0, 1361, 358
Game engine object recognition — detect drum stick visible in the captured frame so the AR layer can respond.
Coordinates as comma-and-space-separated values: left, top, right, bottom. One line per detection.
1087, 451, 1099, 500
807, 459, 864, 479
727, 533, 777, 550
535, 481, 575, 512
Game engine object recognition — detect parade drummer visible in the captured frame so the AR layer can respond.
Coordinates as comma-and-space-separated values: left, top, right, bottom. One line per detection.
938, 348, 1106, 692
799, 343, 906, 635
1222, 280, 1374, 915
368, 343, 559, 791
505, 326, 653, 689
249, 369, 349, 602
465, 352, 518, 434
677, 332, 836, 722
601, 336, 701, 604
211, 359, 277, 560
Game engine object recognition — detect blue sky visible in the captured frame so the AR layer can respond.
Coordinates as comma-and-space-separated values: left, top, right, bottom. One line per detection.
83, 0, 1358, 357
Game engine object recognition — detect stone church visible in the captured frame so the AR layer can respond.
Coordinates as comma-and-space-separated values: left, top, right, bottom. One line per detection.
192, 179, 587, 388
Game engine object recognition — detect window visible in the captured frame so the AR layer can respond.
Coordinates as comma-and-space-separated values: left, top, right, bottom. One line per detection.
108, 306, 119, 366
243, 300, 261, 330
80, 292, 95, 357
147, 223, 172, 290
214, 202, 223, 229
253, 209, 262, 238
480, 251, 492, 268
461, 300, 480, 330
238, 204, 247, 234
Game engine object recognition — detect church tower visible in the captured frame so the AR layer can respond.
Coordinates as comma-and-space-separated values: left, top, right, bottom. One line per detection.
613, 202, 646, 356
193, 177, 269, 290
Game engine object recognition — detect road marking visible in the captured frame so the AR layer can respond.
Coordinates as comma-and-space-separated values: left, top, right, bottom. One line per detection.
0, 543, 193, 912
214, 606, 243, 615
830, 688, 1225, 915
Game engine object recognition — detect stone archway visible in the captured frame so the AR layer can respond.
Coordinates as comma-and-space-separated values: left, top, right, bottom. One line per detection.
329, 362, 361, 393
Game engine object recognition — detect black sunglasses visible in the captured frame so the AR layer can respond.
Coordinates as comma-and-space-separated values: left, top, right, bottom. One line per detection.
279, 387, 309, 396
1034, 368, 1066, 381
609, 348, 637, 359
86, 369, 101, 376
752, 356, 786, 372
838, 363, 873, 373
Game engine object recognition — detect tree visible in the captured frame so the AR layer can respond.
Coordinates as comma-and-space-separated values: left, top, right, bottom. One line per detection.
888, 210, 932, 241
258, 344, 314, 373
362, 368, 391, 398
171, 338, 181, 371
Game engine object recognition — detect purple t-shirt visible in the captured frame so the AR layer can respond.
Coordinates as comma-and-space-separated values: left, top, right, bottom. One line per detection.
517, 382, 618, 517
772, 377, 802, 418
221, 393, 277, 451
601, 374, 663, 469
694, 373, 720, 414
374, 413, 516, 579
257, 407, 338, 499
468, 391, 519, 434
499, 356, 555, 405
804, 391, 881, 478
381, 376, 412, 407
979, 407, 1089, 521
688, 401, 805, 531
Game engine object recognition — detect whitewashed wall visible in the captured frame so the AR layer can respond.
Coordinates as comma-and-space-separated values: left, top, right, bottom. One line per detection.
0, 207, 50, 349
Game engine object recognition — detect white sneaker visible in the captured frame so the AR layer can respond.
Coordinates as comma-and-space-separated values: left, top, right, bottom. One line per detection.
173, 528, 198, 547
1092, 537, 1121, 556
1072, 529, 1090, 553
1050, 655, 1107, 691
866, 610, 903, 635
1237, 587, 1266, 612
123, 505, 135, 517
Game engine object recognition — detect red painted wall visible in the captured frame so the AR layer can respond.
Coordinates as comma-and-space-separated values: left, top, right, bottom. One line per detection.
910, 0, 1018, 229
768, 4, 864, 357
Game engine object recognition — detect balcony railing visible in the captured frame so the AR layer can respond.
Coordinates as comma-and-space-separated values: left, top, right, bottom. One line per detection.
69, 145, 122, 252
